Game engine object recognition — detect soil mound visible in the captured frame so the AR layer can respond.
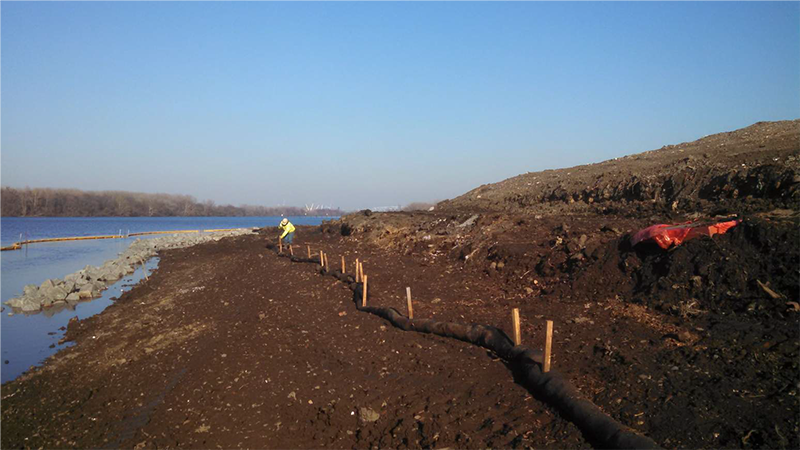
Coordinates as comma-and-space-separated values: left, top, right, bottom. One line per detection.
438, 120, 800, 217
626, 216, 799, 317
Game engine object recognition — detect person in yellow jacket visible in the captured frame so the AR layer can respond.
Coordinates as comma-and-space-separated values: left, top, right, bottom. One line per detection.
278, 218, 296, 244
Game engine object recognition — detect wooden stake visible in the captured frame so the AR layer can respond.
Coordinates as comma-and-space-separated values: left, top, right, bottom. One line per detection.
140, 257, 149, 281
341, 255, 346, 273
406, 287, 413, 319
307, 245, 311, 259
324, 253, 329, 269
289, 245, 294, 256
543, 320, 553, 373
320, 250, 324, 268
355, 259, 360, 282
279, 238, 283, 253
362, 274, 368, 307
512, 308, 521, 346
359, 262, 364, 282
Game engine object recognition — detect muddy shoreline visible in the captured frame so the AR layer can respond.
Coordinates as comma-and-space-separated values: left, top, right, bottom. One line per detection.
4, 229, 254, 314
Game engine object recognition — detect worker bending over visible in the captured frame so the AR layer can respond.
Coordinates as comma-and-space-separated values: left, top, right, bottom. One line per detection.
278, 218, 296, 244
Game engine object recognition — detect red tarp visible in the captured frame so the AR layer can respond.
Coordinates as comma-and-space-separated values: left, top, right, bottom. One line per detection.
631, 219, 741, 250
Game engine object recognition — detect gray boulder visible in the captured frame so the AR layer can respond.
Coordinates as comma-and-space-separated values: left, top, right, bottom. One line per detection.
63, 281, 77, 293
34, 283, 68, 309
23, 284, 39, 296
47, 285, 70, 301
78, 284, 97, 299
5, 296, 24, 308
20, 298, 42, 312
64, 273, 81, 283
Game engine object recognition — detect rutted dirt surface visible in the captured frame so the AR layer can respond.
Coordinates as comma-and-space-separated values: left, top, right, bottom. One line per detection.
3, 120, 799, 449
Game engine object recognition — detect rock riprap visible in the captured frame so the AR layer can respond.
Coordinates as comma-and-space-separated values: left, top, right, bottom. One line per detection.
4, 229, 253, 313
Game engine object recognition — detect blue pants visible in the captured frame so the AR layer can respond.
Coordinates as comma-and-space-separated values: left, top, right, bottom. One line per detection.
282, 232, 294, 244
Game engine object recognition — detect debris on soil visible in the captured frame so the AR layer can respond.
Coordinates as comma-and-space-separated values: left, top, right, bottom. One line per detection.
630, 219, 740, 249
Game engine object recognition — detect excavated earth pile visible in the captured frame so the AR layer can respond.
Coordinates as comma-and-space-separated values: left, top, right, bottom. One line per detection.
439, 120, 800, 217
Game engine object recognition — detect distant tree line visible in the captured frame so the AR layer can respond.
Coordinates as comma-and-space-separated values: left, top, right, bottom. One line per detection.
0, 187, 341, 217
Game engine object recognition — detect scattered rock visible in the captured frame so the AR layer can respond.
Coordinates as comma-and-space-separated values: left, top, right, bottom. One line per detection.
457, 214, 480, 228
23, 284, 38, 296
359, 407, 380, 423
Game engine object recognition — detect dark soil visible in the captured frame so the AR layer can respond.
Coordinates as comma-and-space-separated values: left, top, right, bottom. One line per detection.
327, 208, 799, 449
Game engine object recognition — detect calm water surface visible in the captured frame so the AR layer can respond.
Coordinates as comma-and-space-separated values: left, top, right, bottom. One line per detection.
1, 216, 332, 383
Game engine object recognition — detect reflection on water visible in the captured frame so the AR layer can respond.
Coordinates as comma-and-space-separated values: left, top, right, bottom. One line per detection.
1, 257, 158, 383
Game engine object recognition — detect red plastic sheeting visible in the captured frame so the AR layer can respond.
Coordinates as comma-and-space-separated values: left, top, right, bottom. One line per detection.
631, 219, 741, 250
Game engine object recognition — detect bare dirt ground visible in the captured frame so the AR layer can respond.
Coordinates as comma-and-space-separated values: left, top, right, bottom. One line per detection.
2, 120, 799, 449
1, 231, 588, 449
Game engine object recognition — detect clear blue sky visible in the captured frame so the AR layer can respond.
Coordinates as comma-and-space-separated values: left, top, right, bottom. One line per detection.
2, 1, 798, 211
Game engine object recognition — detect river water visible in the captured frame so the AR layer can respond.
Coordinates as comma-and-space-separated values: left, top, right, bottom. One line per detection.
0, 216, 332, 383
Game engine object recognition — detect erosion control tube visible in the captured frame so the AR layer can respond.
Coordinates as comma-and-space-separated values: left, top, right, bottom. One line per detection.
271, 247, 660, 449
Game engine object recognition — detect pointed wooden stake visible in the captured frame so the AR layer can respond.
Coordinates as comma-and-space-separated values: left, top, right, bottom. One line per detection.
279, 238, 283, 253
320, 250, 324, 268
307, 245, 311, 259
289, 245, 294, 256
543, 320, 553, 373
362, 274, 368, 307
355, 259, 360, 282
406, 287, 413, 319
324, 252, 329, 269
512, 308, 521, 346
341, 255, 346, 273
